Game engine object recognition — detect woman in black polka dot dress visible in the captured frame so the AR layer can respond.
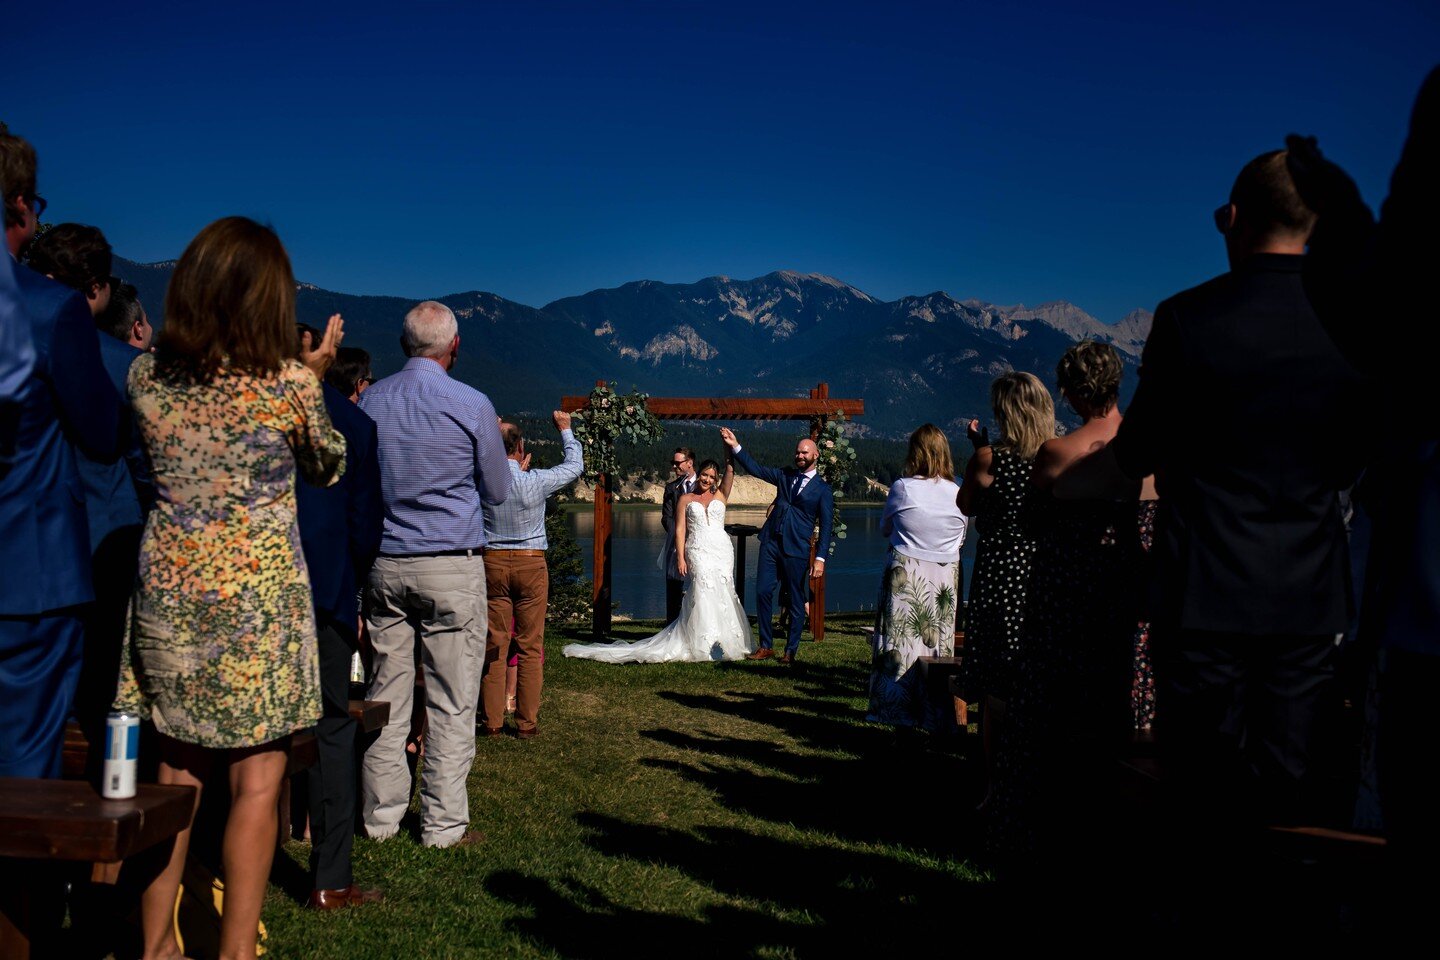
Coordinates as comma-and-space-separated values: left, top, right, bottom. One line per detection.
958, 371, 1056, 803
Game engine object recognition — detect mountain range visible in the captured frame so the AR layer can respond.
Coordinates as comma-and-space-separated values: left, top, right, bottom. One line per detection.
113, 258, 1151, 438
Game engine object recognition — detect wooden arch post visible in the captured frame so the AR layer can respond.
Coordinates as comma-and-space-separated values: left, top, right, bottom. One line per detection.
562, 381, 863, 642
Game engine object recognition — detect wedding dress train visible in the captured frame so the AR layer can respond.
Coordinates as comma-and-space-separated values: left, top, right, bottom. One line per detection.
562, 498, 755, 663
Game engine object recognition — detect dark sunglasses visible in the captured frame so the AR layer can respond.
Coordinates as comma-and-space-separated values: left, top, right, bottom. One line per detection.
1213, 203, 1230, 233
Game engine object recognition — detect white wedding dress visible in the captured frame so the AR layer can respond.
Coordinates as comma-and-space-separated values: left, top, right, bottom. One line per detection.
563, 498, 755, 663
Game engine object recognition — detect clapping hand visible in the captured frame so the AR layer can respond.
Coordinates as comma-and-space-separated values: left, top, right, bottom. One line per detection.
720, 427, 738, 448
966, 419, 991, 451
553, 409, 572, 432
301, 313, 345, 379
520, 452, 532, 472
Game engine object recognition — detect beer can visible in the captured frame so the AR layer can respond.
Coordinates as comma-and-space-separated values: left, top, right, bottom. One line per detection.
102, 712, 140, 800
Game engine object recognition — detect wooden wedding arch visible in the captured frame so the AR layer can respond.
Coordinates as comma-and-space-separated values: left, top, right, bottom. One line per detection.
561, 381, 865, 641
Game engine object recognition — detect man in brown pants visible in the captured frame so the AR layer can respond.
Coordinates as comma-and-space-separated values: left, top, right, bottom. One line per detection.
480, 410, 584, 737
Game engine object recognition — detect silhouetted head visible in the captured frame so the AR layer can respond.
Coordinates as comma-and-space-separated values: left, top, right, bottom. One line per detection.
694, 459, 720, 493
327, 346, 373, 401
1215, 149, 1316, 263
27, 223, 113, 316
990, 371, 1056, 461
795, 438, 819, 472
99, 278, 153, 350
1056, 340, 1122, 420
904, 423, 955, 481
0, 121, 40, 255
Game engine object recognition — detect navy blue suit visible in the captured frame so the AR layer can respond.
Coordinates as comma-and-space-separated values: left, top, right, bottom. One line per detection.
0, 247, 33, 399
732, 445, 834, 657
74, 336, 153, 776
296, 382, 382, 891
0, 264, 124, 778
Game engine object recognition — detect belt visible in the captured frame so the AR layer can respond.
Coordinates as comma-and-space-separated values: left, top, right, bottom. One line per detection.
378, 548, 482, 559
484, 548, 546, 557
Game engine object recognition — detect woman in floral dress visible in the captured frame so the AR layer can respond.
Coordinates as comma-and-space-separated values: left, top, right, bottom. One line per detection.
868, 425, 968, 730
115, 217, 347, 960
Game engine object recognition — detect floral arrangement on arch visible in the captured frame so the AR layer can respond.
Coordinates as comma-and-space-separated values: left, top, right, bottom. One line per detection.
812, 411, 857, 555
570, 382, 665, 484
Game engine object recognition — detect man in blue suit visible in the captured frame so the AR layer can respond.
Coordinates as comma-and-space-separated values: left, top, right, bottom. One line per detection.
723, 427, 834, 664
1, 124, 125, 777
0, 225, 33, 400
26, 227, 153, 774
295, 323, 385, 910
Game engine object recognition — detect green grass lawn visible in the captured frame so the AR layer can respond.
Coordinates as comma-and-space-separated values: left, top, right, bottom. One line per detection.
261, 615, 989, 958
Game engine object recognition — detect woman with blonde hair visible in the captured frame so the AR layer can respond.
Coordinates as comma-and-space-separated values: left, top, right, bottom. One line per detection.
115, 217, 347, 960
957, 371, 1055, 802
868, 424, 968, 729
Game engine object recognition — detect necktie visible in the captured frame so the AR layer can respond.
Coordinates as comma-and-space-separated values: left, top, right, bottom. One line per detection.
792, 474, 804, 498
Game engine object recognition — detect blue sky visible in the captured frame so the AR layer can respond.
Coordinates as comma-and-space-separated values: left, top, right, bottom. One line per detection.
10, 0, 1437, 319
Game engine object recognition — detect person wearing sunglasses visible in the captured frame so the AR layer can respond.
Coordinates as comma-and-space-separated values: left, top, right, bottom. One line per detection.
660, 448, 696, 623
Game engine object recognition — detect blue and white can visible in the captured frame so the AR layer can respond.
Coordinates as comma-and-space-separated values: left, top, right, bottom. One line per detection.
102, 711, 140, 799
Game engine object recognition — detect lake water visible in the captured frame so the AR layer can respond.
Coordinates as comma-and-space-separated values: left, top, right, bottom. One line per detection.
565, 504, 979, 619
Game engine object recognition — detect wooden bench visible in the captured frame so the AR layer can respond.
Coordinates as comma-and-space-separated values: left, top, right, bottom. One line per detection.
0, 778, 196, 958
349, 699, 390, 733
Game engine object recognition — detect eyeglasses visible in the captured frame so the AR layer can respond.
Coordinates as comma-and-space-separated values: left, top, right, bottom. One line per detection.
29, 195, 47, 219
1213, 203, 1230, 234
671, 458, 690, 468
357, 376, 374, 388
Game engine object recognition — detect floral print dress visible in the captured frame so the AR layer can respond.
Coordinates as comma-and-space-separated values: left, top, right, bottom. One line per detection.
868, 551, 961, 730
114, 356, 346, 748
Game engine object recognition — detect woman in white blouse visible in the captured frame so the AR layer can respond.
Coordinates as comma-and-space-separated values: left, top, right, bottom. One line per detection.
867, 424, 968, 729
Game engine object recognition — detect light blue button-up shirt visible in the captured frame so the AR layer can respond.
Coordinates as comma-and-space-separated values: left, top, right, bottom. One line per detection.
483, 429, 584, 550
359, 356, 512, 554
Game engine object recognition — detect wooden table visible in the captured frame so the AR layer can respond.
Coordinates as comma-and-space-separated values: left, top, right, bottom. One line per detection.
0, 779, 196, 958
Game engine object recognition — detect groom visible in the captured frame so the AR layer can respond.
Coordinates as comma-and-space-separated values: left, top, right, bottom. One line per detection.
721, 428, 834, 664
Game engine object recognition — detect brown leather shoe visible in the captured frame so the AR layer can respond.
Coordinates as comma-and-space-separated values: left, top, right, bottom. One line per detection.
480, 726, 505, 738
307, 884, 385, 910
778, 653, 796, 665
746, 648, 775, 661
516, 726, 539, 740
453, 829, 486, 848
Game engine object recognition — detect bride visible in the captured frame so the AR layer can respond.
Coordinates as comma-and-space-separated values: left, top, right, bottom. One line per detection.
563, 453, 755, 663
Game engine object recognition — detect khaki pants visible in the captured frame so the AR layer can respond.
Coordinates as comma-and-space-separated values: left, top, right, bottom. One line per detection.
481, 552, 548, 733
360, 554, 486, 848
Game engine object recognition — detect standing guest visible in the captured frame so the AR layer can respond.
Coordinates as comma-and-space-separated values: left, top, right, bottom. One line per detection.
358, 300, 511, 848
325, 345, 373, 401
114, 217, 347, 960
1284, 69, 1438, 882
294, 324, 384, 910
0, 122, 124, 778
0, 211, 34, 398
725, 427, 835, 665
957, 372, 1055, 802
992, 342, 1145, 859
98, 278, 154, 350
25, 226, 153, 773
26, 223, 112, 317
868, 424, 967, 730
661, 447, 697, 623
1056, 150, 1366, 828
480, 412, 584, 737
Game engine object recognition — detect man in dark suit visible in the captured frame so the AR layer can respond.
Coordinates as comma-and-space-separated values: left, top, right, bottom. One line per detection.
295, 325, 384, 909
723, 427, 834, 664
660, 447, 696, 623
1057, 149, 1367, 822
0, 123, 124, 777
26, 227, 154, 775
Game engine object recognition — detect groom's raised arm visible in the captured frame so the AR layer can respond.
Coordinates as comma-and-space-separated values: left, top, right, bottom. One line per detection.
724, 428, 786, 487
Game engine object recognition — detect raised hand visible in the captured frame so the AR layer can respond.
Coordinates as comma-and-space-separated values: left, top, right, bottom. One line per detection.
553, 409, 572, 432
966, 419, 991, 451
301, 313, 345, 379
520, 452, 533, 472
720, 427, 738, 448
